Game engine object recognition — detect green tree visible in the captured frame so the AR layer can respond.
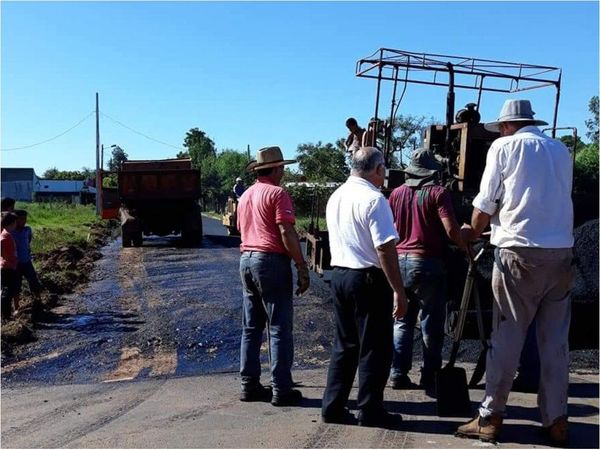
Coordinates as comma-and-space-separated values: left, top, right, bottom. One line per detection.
107, 145, 128, 172
585, 95, 599, 143
560, 134, 586, 151
176, 150, 190, 159
183, 128, 216, 169
41, 168, 87, 180
390, 115, 432, 167
213, 149, 251, 199
296, 141, 349, 182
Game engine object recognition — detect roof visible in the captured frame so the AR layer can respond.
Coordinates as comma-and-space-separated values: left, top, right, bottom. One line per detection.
1, 168, 36, 182
34, 179, 85, 193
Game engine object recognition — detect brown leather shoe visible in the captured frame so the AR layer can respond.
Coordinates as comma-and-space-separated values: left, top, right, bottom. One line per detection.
455, 414, 503, 443
544, 416, 568, 447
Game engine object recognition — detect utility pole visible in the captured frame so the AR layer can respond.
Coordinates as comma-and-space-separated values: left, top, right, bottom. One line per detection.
247, 144, 251, 161
95, 93, 101, 215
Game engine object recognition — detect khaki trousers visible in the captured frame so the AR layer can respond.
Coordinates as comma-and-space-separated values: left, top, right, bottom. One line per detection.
479, 247, 574, 426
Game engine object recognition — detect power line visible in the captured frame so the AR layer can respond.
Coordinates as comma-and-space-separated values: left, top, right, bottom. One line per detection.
0, 111, 95, 151
100, 111, 185, 151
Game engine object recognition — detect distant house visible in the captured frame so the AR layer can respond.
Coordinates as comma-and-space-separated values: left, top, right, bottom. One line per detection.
34, 179, 96, 204
1, 168, 37, 201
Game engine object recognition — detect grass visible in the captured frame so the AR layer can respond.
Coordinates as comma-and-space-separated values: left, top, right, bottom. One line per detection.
14, 202, 103, 255
206, 210, 326, 233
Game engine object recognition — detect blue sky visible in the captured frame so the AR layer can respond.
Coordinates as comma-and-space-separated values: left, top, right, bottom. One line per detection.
1, 1, 598, 175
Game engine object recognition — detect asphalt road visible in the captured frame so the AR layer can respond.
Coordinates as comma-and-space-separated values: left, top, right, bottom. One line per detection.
1, 215, 334, 386
1, 215, 598, 448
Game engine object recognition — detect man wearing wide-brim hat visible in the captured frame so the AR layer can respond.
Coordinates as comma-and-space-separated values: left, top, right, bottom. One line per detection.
388, 148, 465, 392
237, 146, 309, 407
455, 100, 574, 446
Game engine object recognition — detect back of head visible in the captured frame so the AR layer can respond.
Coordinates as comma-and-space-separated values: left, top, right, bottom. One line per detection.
351, 147, 384, 176
13, 209, 28, 218
1, 197, 16, 211
346, 117, 358, 128
1, 211, 17, 229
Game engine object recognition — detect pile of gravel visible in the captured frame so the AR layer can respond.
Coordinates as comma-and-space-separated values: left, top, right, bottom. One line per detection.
572, 219, 599, 303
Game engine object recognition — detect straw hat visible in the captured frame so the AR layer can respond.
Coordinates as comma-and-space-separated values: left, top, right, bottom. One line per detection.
484, 99, 548, 132
246, 146, 296, 171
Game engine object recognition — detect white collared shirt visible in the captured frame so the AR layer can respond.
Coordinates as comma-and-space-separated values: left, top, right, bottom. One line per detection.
472, 126, 573, 248
326, 176, 399, 268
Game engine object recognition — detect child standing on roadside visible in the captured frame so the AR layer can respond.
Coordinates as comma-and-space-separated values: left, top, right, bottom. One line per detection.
11, 210, 42, 307
1, 212, 19, 321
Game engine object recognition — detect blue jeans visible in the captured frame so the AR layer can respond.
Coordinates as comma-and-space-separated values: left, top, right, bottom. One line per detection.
239, 251, 294, 394
391, 255, 447, 379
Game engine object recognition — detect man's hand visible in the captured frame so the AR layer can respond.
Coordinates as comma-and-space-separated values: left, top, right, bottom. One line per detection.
460, 224, 477, 243
393, 290, 408, 320
295, 262, 310, 296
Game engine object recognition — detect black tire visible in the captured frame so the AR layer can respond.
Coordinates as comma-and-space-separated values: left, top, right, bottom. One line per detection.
182, 206, 203, 247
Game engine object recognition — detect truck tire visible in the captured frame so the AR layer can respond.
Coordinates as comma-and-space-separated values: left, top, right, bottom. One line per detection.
182, 207, 203, 247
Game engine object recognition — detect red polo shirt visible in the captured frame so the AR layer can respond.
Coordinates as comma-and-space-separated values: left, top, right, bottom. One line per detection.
237, 177, 296, 254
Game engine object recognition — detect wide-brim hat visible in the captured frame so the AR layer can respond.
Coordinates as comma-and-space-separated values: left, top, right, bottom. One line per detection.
484, 99, 548, 132
402, 148, 443, 186
246, 146, 296, 171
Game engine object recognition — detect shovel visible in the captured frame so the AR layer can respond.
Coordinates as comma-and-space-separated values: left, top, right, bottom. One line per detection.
436, 247, 484, 417
468, 276, 489, 387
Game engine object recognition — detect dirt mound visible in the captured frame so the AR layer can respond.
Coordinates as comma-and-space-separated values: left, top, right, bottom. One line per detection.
2, 220, 117, 354
1, 319, 36, 346
573, 219, 599, 303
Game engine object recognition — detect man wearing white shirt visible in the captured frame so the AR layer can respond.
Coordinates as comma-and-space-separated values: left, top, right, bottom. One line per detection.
456, 100, 574, 446
321, 147, 408, 427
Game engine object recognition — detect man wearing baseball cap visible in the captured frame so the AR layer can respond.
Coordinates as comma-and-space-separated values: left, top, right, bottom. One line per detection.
456, 100, 574, 446
237, 146, 309, 407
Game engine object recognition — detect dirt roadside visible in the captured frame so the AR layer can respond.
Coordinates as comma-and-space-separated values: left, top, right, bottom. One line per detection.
1, 220, 118, 352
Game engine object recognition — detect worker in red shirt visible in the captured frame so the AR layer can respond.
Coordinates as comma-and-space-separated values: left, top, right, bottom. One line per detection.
237, 146, 310, 407
1, 212, 19, 322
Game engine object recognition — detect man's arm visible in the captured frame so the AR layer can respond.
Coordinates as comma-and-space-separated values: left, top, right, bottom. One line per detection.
376, 239, 408, 319
440, 215, 465, 249
278, 222, 310, 295
461, 208, 491, 243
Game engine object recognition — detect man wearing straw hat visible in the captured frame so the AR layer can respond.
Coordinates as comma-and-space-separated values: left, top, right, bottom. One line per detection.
455, 100, 574, 446
388, 148, 464, 392
237, 146, 310, 407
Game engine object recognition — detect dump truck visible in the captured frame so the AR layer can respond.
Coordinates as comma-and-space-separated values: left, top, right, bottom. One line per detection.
101, 158, 203, 247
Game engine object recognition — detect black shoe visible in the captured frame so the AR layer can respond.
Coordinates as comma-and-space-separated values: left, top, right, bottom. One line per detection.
271, 388, 303, 406
240, 384, 272, 402
357, 409, 402, 428
390, 374, 417, 390
322, 408, 356, 425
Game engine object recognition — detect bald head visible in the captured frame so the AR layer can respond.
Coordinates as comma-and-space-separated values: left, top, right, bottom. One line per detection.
351, 147, 385, 176
351, 147, 386, 188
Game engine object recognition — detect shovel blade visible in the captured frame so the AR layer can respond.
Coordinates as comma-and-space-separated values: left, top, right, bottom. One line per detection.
469, 347, 488, 388
436, 366, 472, 417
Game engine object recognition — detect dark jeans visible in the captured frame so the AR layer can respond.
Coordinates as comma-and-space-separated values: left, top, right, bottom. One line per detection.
1, 268, 18, 320
16, 261, 42, 295
239, 251, 294, 395
322, 266, 393, 417
391, 255, 446, 379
